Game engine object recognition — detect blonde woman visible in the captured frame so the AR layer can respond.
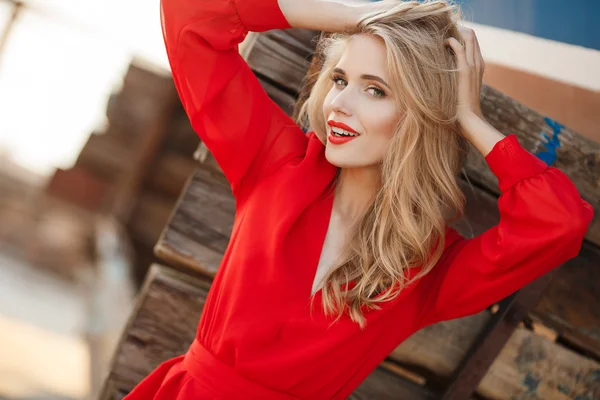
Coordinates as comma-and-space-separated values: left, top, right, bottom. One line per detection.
125, 0, 594, 398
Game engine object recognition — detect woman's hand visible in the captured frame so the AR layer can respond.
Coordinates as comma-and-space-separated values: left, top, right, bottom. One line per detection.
445, 27, 486, 124
445, 28, 506, 155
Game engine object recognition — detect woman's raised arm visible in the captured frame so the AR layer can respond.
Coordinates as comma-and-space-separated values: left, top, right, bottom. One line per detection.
160, 0, 377, 199
414, 135, 594, 327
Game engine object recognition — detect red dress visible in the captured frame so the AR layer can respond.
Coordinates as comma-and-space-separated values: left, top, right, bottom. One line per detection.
124, 0, 594, 398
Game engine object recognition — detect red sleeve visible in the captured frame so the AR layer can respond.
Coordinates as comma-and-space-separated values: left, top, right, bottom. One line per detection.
160, 0, 306, 199
416, 134, 594, 327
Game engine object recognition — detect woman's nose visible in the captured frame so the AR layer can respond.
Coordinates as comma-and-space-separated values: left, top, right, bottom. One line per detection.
330, 90, 353, 116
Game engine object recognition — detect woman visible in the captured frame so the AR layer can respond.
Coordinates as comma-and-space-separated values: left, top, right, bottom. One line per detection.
125, 0, 594, 398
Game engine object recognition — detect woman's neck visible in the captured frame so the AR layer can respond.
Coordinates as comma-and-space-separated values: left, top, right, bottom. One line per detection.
333, 165, 381, 222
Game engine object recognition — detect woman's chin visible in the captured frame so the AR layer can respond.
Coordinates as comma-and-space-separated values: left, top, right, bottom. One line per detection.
325, 150, 363, 169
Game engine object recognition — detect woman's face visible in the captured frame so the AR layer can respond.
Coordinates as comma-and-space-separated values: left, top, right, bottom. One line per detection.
323, 34, 402, 169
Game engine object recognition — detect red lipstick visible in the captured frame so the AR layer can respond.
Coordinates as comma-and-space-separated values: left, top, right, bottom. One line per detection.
327, 120, 360, 134
327, 120, 360, 145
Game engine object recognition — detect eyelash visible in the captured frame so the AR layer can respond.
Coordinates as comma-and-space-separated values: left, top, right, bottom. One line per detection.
330, 75, 386, 98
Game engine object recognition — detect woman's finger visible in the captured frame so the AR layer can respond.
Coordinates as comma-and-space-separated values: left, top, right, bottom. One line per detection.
473, 32, 485, 76
461, 28, 475, 67
444, 37, 468, 72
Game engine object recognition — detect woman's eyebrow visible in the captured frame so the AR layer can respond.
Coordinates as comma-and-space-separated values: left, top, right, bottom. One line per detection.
333, 67, 391, 89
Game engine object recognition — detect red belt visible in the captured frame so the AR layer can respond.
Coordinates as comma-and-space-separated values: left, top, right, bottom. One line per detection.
184, 339, 300, 400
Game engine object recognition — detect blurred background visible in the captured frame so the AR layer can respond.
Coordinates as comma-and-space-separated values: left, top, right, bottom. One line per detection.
0, 0, 598, 399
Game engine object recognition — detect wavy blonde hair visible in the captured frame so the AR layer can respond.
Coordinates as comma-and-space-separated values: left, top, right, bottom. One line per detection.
295, 0, 471, 329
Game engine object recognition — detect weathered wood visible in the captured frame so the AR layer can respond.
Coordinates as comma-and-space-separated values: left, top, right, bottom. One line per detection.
75, 132, 130, 181
128, 192, 175, 249
391, 313, 490, 386
100, 264, 440, 399
147, 152, 198, 198
103, 263, 600, 399
247, 29, 318, 94
392, 299, 600, 399
163, 104, 200, 155
478, 327, 600, 399
531, 240, 600, 360
441, 272, 556, 399
110, 83, 179, 221
105, 65, 175, 144
45, 167, 109, 212
99, 264, 210, 396
349, 367, 437, 400
154, 169, 235, 276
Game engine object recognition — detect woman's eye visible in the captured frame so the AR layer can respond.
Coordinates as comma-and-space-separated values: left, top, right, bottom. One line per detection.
367, 87, 386, 98
332, 76, 347, 87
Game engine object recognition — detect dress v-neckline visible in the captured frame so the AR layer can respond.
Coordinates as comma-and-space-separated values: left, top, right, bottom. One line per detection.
308, 181, 336, 299
308, 180, 359, 300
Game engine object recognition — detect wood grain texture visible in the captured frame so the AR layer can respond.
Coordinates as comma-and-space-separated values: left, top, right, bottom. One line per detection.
75, 133, 129, 182
349, 367, 437, 400
247, 29, 318, 94
531, 241, 600, 360
391, 313, 491, 381
154, 169, 234, 276
147, 152, 198, 198
478, 327, 600, 400
100, 264, 209, 397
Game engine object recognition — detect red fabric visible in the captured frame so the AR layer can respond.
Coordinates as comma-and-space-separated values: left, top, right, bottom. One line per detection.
124, 0, 595, 398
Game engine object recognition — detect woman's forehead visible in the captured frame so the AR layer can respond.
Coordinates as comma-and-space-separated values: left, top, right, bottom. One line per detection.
336, 35, 389, 80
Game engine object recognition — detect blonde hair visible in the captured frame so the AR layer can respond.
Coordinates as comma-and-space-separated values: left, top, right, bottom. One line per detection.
296, 0, 471, 329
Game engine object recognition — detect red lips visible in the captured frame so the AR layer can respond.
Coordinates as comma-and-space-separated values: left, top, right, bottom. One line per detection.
327, 120, 360, 135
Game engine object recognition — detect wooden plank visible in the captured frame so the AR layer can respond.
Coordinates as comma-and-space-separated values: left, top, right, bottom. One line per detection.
478, 327, 600, 400
105, 64, 175, 139
99, 264, 210, 395
350, 367, 437, 400
147, 152, 198, 198
154, 169, 235, 276
390, 313, 491, 385
440, 272, 556, 399
100, 264, 441, 399
247, 29, 318, 94
75, 132, 130, 181
45, 167, 109, 212
259, 74, 298, 116
110, 75, 179, 221
531, 241, 600, 360
163, 103, 200, 155
391, 297, 600, 399
128, 192, 175, 249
